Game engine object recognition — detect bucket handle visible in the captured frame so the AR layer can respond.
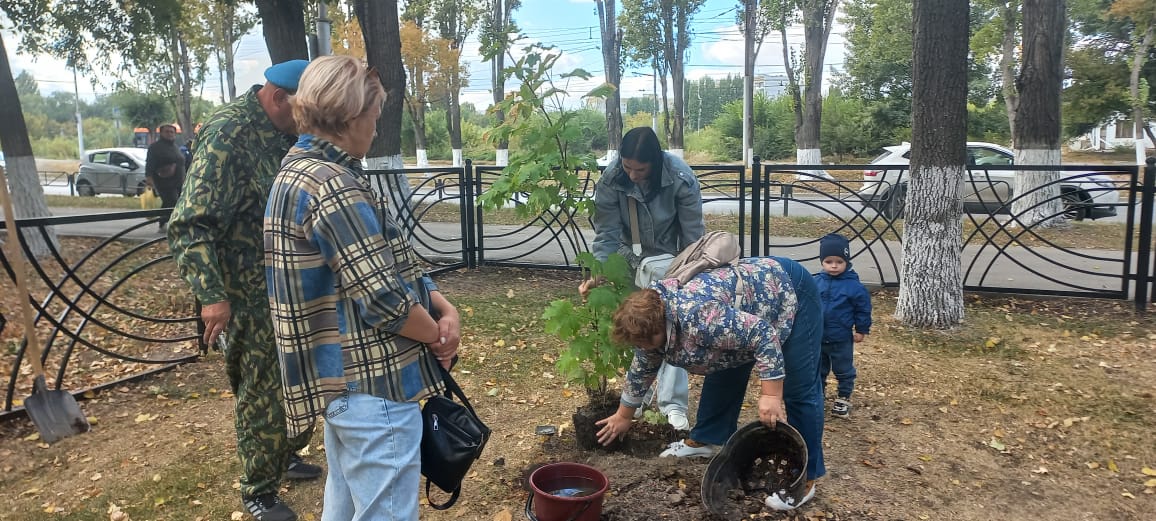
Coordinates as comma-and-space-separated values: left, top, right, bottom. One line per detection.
523, 493, 592, 521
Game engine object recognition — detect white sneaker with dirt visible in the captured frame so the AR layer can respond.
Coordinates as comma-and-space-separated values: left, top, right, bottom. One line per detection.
659, 439, 718, 458
765, 483, 816, 511
832, 397, 852, 418
666, 409, 690, 431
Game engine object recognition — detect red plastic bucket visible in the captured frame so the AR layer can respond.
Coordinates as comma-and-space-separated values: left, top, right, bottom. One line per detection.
525, 462, 608, 521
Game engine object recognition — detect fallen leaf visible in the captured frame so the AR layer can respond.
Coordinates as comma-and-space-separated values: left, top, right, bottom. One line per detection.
493, 509, 513, 521
899, 418, 913, 425
1144, 478, 1156, 488
1142, 467, 1156, 476
506, 289, 515, 298
23, 433, 40, 442
1121, 492, 1135, 499
989, 438, 1006, 451
91, 473, 102, 481
1108, 460, 1119, 472
1086, 462, 1101, 469
231, 512, 244, 521
1031, 466, 1048, 474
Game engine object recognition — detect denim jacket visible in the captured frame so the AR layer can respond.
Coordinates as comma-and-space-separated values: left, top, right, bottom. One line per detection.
591, 152, 705, 268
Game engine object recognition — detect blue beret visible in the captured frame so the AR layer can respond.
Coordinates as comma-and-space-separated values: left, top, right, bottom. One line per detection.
264, 59, 309, 92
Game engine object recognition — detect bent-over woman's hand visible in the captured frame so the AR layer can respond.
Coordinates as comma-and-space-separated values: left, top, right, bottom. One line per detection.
758, 394, 788, 427
577, 276, 607, 299
594, 408, 635, 446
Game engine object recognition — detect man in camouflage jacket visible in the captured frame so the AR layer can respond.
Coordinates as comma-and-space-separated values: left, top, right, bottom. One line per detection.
167, 60, 317, 521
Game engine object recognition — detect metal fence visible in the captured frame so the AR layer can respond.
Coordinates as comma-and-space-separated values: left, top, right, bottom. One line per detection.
1, 157, 1154, 420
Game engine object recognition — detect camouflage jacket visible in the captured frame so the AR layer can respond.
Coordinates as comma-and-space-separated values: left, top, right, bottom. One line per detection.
167, 86, 296, 307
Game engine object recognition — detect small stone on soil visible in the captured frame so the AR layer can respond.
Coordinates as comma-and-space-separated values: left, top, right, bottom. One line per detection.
666, 492, 684, 505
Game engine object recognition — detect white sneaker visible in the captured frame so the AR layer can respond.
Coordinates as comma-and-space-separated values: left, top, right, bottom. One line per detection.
666, 409, 690, 431
659, 439, 717, 458
765, 483, 816, 511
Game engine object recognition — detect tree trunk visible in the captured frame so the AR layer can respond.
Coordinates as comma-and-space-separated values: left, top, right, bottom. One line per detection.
254, 0, 309, 63
742, 0, 756, 168
794, 0, 838, 179
597, 0, 623, 154
1130, 23, 1154, 164
896, 0, 969, 328
0, 33, 56, 257
224, 4, 239, 101
356, 0, 410, 235
999, 1, 1020, 146
666, 3, 687, 152
492, 0, 512, 165
1011, 0, 1065, 227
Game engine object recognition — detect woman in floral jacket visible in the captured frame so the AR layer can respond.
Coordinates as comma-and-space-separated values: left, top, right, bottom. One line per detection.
595, 256, 825, 511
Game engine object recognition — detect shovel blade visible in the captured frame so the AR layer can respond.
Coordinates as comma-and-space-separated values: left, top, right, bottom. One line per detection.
24, 379, 90, 444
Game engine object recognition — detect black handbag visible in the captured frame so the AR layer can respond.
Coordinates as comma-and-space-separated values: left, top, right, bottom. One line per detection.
421, 365, 491, 509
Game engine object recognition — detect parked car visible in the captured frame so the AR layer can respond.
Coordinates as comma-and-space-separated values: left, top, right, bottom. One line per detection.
596, 151, 615, 167
76, 148, 149, 196
858, 142, 1120, 220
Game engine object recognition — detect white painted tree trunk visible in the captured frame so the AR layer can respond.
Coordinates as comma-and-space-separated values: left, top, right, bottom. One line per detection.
794, 148, 832, 180
452, 149, 462, 167
0, 155, 57, 257
496, 149, 508, 167
1137, 138, 1147, 166
896, 165, 965, 327
365, 154, 413, 241
1011, 148, 1063, 227
667, 148, 684, 159
416, 149, 429, 167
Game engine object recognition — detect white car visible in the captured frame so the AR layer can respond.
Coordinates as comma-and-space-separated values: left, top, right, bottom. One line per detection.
75, 147, 150, 196
857, 142, 1120, 220
596, 151, 615, 167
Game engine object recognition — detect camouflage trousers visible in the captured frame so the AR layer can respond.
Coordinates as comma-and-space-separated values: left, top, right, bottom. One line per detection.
224, 304, 314, 497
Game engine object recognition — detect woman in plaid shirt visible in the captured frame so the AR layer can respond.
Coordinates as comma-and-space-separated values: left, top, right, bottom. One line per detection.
264, 56, 461, 520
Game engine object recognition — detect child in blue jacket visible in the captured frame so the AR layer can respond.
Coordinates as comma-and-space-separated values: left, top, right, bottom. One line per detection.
814, 234, 872, 418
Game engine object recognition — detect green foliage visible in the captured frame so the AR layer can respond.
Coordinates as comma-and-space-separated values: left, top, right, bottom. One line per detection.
967, 101, 1011, 144
543, 253, 635, 391
684, 126, 734, 162
478, 44, 600, 218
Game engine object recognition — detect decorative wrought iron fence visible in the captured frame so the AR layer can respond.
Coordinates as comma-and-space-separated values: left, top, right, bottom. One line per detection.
1, 157, 1153, 421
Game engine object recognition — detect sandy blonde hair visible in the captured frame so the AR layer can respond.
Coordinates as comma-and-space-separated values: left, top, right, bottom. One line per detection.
292, 55, 385, 137
611, 289, 666, 347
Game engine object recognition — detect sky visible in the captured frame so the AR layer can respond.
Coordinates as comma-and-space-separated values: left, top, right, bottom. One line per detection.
5, 0, 846, 109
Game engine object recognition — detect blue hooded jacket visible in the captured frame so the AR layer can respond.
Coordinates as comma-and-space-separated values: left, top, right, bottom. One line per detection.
814, 264, 872, 343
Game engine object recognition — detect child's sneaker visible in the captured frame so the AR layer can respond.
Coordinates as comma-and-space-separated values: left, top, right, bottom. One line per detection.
832, 397, 852, 418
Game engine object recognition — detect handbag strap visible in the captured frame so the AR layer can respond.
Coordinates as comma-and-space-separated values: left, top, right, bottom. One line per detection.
628, 197, 642, 256
426, 480, 461, 510
437, 365, 480, 418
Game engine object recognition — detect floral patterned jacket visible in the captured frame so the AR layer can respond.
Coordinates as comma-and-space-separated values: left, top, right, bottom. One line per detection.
620, 257, 798, 408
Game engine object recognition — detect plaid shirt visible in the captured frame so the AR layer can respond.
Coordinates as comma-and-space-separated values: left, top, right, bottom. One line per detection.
264, 135, 442, 437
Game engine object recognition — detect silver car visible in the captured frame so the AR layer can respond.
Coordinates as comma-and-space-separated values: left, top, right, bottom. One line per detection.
76, 148, 149, 196
857, 141, 1120, 220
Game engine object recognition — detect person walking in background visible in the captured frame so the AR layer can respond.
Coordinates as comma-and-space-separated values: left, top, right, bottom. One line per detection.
167, 59, 319, 521
264, 55, 462, 521
145, 124, 185, 231
582, 126, 705, 431
595, 256, 826, 510
814, 233, 872, 418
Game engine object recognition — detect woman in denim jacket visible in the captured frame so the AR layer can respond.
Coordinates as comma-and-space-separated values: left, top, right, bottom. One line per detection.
584, 126, 705, 432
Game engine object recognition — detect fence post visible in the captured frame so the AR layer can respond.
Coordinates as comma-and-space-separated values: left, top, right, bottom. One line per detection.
750, 156, 761, 257
1137, 157, 1156, 312
462, 160, 476, 269
474, 163, 486, 268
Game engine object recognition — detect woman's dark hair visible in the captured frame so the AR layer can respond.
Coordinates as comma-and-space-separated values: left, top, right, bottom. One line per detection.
617, 126, 664, 192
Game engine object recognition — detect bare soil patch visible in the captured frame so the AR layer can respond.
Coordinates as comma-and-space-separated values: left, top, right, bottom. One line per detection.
1, 267, 1154, 521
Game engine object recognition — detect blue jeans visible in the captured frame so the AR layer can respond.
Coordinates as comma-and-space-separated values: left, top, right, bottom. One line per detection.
639, 362, 690, 416
688, 257, 826, 481
820, 340, 857, 398
322, 393, 422, 521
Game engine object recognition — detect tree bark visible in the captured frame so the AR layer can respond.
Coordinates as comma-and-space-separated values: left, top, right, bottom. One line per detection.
1130, 23, 1154, 162
999, 1, 1020, 146
491, 0, 514, 164
0, 33, 56, 257
254, 0, 309, 63
896, 0, 969, 328
597, 0, 623, 153
793, 0, 838, 179
1011, 0, 1065, 227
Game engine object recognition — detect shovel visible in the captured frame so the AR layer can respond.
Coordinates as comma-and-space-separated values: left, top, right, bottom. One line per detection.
0, 164, 90, 443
